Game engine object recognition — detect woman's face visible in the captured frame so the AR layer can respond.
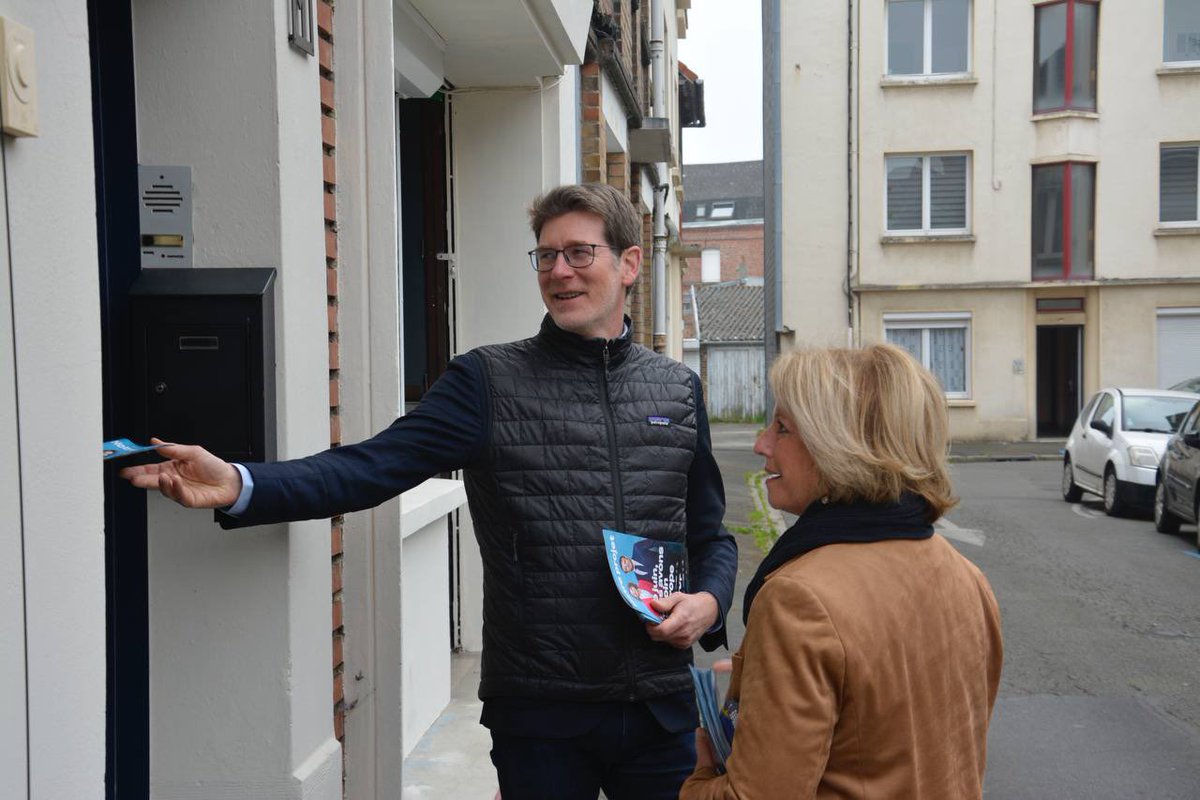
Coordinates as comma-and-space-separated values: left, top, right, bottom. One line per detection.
754, 408, 822, 515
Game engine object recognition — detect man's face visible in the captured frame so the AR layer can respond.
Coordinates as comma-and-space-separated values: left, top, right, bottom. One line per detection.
536, 211, 640, 340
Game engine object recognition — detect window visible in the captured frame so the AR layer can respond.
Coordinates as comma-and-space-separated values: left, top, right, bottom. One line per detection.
1091, 392, 1115, 431
1165, 0, 1200, 64
884, 312, 971, 398
709, 201, 735, 219
695, 204, 707, 218
1033, 1, 1098, 113
701, 248, 721, 283
1032, 162, 1094, 280
885, 153, 970, 234
1160, 144, 1199, 224
887, 0, 971, 76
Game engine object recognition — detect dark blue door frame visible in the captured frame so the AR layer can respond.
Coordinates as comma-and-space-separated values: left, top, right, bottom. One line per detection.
88, 1, 149, 797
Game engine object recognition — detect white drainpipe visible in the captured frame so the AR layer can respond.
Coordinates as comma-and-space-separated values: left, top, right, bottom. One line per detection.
651, 0, 668, 347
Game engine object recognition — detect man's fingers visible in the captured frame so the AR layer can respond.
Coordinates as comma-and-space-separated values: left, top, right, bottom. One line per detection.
649, 592, 684, 615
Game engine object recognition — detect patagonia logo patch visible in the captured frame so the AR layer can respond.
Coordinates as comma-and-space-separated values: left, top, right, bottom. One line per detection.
647, 416, 671, 427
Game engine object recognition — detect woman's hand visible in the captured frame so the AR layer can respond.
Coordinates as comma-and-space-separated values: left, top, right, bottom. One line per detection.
694, 727, 716, 771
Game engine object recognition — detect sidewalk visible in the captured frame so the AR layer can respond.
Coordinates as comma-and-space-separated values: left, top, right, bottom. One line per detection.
948, 439, 1064, 462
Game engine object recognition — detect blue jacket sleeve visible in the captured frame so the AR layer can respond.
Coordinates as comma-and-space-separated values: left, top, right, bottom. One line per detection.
217, 353, 488, 529
686, 373, 738, 651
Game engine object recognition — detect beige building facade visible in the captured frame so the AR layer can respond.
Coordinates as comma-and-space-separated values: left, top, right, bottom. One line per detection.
774, 0, 1200, 440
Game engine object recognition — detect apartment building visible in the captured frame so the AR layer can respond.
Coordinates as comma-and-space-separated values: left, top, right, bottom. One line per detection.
770, 0, 1200, 440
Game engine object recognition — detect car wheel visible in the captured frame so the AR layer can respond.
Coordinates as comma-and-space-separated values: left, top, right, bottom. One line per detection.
1153, 480, 1181, 534
1103, 467, 1128, 517
1061, 459, 1083, 502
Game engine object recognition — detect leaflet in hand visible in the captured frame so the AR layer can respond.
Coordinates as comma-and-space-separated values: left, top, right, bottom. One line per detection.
103, 438, 168, 460
603, 528, 688, 624
690, 665, 737, 773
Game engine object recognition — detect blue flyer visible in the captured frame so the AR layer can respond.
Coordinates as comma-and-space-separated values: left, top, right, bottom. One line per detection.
103, 438, 167, 460
603, 528, 688, 624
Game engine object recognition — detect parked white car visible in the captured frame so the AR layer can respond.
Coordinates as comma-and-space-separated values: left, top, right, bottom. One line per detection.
1062, 387, 1200, 516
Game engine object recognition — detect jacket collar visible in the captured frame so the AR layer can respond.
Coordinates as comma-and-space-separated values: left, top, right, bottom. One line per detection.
536, 313, 634, 367
741, 492, 935, 624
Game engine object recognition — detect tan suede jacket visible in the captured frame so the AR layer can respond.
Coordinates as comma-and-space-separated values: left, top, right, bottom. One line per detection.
681, 535, 1003, 800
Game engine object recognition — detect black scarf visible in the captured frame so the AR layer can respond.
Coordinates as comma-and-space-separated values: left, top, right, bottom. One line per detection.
742, 492, 935, 624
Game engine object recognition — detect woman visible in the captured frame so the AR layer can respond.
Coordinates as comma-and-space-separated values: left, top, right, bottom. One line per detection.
681, 344, 1003, 799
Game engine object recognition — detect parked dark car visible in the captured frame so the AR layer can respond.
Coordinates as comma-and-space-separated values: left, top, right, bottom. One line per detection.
1154, 399, 1200, 548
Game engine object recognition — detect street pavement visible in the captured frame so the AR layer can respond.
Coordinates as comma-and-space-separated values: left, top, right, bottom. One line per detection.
404, 427, 1200, 797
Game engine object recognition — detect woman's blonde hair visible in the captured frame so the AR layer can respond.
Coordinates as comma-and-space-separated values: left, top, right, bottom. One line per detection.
769, 343, 956, 521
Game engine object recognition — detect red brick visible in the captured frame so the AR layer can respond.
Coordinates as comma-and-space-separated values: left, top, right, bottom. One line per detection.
317, 1, 333, 37
332, 560, 343, 594
325, 228, 338, 260
329, 377, 340, 407
581, 62, 600, 77
330, 413, 341, 445
333, 706, 344, 740
323, 152, 336, 184
582, 90, 600, 107
332, 632, 343, 669
329, 340, 339, 370
333, 670, 344, 704
327, 303, 337, 335
322, 116, 336, 148
324, 190, 336, 223
332, 598, 343, 630
320, 76, 334, 112
318, 36, 333, 74
582, 106, 601, 122
331, 524, 343, 557
326, 267, 338, 296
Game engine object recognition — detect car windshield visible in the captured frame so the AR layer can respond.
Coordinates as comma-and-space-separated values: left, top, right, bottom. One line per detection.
1168, 377, 1200, 394
1122, 395, 1197, 434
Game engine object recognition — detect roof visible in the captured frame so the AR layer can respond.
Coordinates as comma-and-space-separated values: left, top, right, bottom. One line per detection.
694, 281, 764, 343
681, 161, 764, 223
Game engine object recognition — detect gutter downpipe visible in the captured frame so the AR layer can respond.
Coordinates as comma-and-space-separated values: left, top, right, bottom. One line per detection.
763, 0, 782, 412
651, 0, 668, 352
847, 0, 858, 347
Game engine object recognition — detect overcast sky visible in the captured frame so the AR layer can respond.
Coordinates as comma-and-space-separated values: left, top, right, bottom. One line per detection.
678, 0, 764, 165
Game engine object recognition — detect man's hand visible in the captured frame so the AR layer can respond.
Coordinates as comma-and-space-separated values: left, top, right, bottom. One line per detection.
119, 438, 242, 509
646, 591, 719, 649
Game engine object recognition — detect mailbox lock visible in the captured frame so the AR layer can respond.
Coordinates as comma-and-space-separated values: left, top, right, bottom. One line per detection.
153, 381, 168, 395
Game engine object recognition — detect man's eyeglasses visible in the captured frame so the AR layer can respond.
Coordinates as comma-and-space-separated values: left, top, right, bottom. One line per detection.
528, 243, 622, 272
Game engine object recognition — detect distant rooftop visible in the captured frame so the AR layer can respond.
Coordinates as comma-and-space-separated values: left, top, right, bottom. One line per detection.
681, 161, 764, 224
693, 280, 764, 343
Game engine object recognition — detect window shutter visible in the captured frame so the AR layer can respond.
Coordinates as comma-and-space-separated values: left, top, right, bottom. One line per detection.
887, 157, 923, 231
1160, 146, 1198, 223
930, 155, 967, 229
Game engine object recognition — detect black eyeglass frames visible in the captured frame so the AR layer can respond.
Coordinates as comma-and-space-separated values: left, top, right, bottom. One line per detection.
528, 243, 622, 272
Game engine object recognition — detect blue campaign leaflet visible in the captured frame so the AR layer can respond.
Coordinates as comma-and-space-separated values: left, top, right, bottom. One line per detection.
103, 438, 167, 460
603, 528, 688, 624
690, 665, 737, 772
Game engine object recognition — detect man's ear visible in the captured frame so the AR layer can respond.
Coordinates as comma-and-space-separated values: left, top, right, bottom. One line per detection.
621, 245, 642, 288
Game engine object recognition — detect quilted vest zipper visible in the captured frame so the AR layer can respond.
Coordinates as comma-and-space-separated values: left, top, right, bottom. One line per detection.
600, 343, 625, 531
602, 342, 636, 700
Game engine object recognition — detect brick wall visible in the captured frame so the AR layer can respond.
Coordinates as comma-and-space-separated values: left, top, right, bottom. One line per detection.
682, 222, 765, 288
316, 0, 346, 763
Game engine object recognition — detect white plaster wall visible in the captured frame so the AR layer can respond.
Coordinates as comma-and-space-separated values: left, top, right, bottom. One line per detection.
0, 119, 29, 800
133, 1, 337, 796
778, 0, 852, 347
0, 2, 106, 798
1097, 286, 1200, 389
335, 1, 407, 797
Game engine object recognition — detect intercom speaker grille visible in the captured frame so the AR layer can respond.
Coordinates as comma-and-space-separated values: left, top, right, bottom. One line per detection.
138, 165, 193, 268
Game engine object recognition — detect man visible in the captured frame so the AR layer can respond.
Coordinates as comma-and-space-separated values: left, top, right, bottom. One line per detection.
122, 183, 737, 799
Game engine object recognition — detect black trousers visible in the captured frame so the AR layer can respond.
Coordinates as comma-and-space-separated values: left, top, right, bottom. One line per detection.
488, 700, 697, 800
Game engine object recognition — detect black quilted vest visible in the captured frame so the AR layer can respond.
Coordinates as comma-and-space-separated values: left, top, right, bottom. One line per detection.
466, 316, 698, 702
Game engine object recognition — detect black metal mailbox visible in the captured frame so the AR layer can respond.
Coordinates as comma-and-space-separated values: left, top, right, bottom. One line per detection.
129, 268, 276, 463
